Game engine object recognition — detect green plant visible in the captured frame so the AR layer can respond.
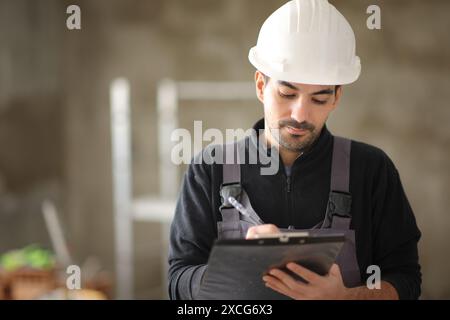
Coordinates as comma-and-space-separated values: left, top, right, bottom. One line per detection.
0, 245, 55, 272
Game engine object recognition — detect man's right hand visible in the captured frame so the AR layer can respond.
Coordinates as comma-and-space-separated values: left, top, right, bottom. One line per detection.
246, 224, 281, 239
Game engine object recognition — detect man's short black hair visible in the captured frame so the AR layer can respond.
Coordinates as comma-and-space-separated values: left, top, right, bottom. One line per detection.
262, 73, 340, 94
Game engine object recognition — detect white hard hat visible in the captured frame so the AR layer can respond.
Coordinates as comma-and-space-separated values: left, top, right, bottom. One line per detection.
248, 0, 361, 85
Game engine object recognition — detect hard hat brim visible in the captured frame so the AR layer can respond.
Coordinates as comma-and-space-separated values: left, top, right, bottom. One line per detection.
249, 46, 361, 86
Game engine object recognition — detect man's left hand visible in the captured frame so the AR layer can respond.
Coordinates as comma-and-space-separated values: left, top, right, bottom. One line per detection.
262, 263, 349, 300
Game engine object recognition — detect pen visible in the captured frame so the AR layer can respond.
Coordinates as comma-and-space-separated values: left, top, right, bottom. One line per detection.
228, 196, 264, 225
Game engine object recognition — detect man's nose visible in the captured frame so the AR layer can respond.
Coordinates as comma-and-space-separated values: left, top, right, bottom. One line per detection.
290, 96, 310, 123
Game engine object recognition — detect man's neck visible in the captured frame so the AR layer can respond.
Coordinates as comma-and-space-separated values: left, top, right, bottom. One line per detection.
263, 130, 302, 167
279, 148, 302, 167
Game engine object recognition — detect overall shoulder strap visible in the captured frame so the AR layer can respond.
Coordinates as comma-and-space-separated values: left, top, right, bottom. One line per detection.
331, 136, 351, 193
223, 142, 241, 184
218, 143, 242, 238
323, 136, 353, 230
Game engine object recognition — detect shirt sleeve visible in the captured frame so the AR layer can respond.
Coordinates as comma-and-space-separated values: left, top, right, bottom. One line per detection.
167, 155, 217, 300
371, 153, 422, 300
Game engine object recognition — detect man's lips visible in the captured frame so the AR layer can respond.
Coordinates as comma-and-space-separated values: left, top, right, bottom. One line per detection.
285, 126, 308, 135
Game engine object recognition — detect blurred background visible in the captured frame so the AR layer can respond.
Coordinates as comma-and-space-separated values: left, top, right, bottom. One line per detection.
0, 0, 449, 299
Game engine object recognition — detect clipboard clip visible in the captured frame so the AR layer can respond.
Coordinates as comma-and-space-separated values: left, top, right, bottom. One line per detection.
254, 231, 310, 241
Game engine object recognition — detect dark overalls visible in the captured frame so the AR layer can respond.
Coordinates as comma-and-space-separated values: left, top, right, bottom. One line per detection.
216, 136, 361, 290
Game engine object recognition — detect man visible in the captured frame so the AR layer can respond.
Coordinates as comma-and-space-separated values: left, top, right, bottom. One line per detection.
168, 0, 421, 300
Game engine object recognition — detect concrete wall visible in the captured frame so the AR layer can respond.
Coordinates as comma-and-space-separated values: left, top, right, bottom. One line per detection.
0, 0, 449, 299
0, 0, 63, 251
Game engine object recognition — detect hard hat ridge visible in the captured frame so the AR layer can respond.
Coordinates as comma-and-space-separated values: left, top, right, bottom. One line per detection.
248, 0, 361, 85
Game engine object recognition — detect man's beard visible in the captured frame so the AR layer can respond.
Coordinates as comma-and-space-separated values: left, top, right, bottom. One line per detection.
270, 119, 319, 153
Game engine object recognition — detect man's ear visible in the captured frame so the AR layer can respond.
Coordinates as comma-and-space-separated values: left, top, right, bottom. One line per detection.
255, 71, 266, 103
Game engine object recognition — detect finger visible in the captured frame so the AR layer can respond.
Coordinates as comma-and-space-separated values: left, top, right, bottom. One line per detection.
329, 263, 341, 276
286, 263, 321, 283
328, 263, 344, 282
263, 276, 296, 298
245, 227, 257, 239
264, 277, 307, 300
268, 268, 305, 291
246, 224, 280, 239
263, 275, 288, 290
265, 281, 290, 297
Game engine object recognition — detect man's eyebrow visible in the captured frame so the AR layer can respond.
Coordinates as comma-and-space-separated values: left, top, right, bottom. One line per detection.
278, 81, 299, 90
278, 81, 334, 95
311, 88, 335, 96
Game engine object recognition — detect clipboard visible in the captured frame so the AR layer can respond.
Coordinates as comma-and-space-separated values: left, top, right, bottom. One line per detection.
196, 232, 345, 300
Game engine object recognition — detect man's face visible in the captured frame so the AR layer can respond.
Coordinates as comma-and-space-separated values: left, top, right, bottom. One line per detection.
255, 71, 341, 153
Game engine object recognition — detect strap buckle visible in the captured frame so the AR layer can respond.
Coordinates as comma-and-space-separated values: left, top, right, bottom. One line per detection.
328, 191, 352, 218
322, 191, 352, 228
219, 183, 242, 210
